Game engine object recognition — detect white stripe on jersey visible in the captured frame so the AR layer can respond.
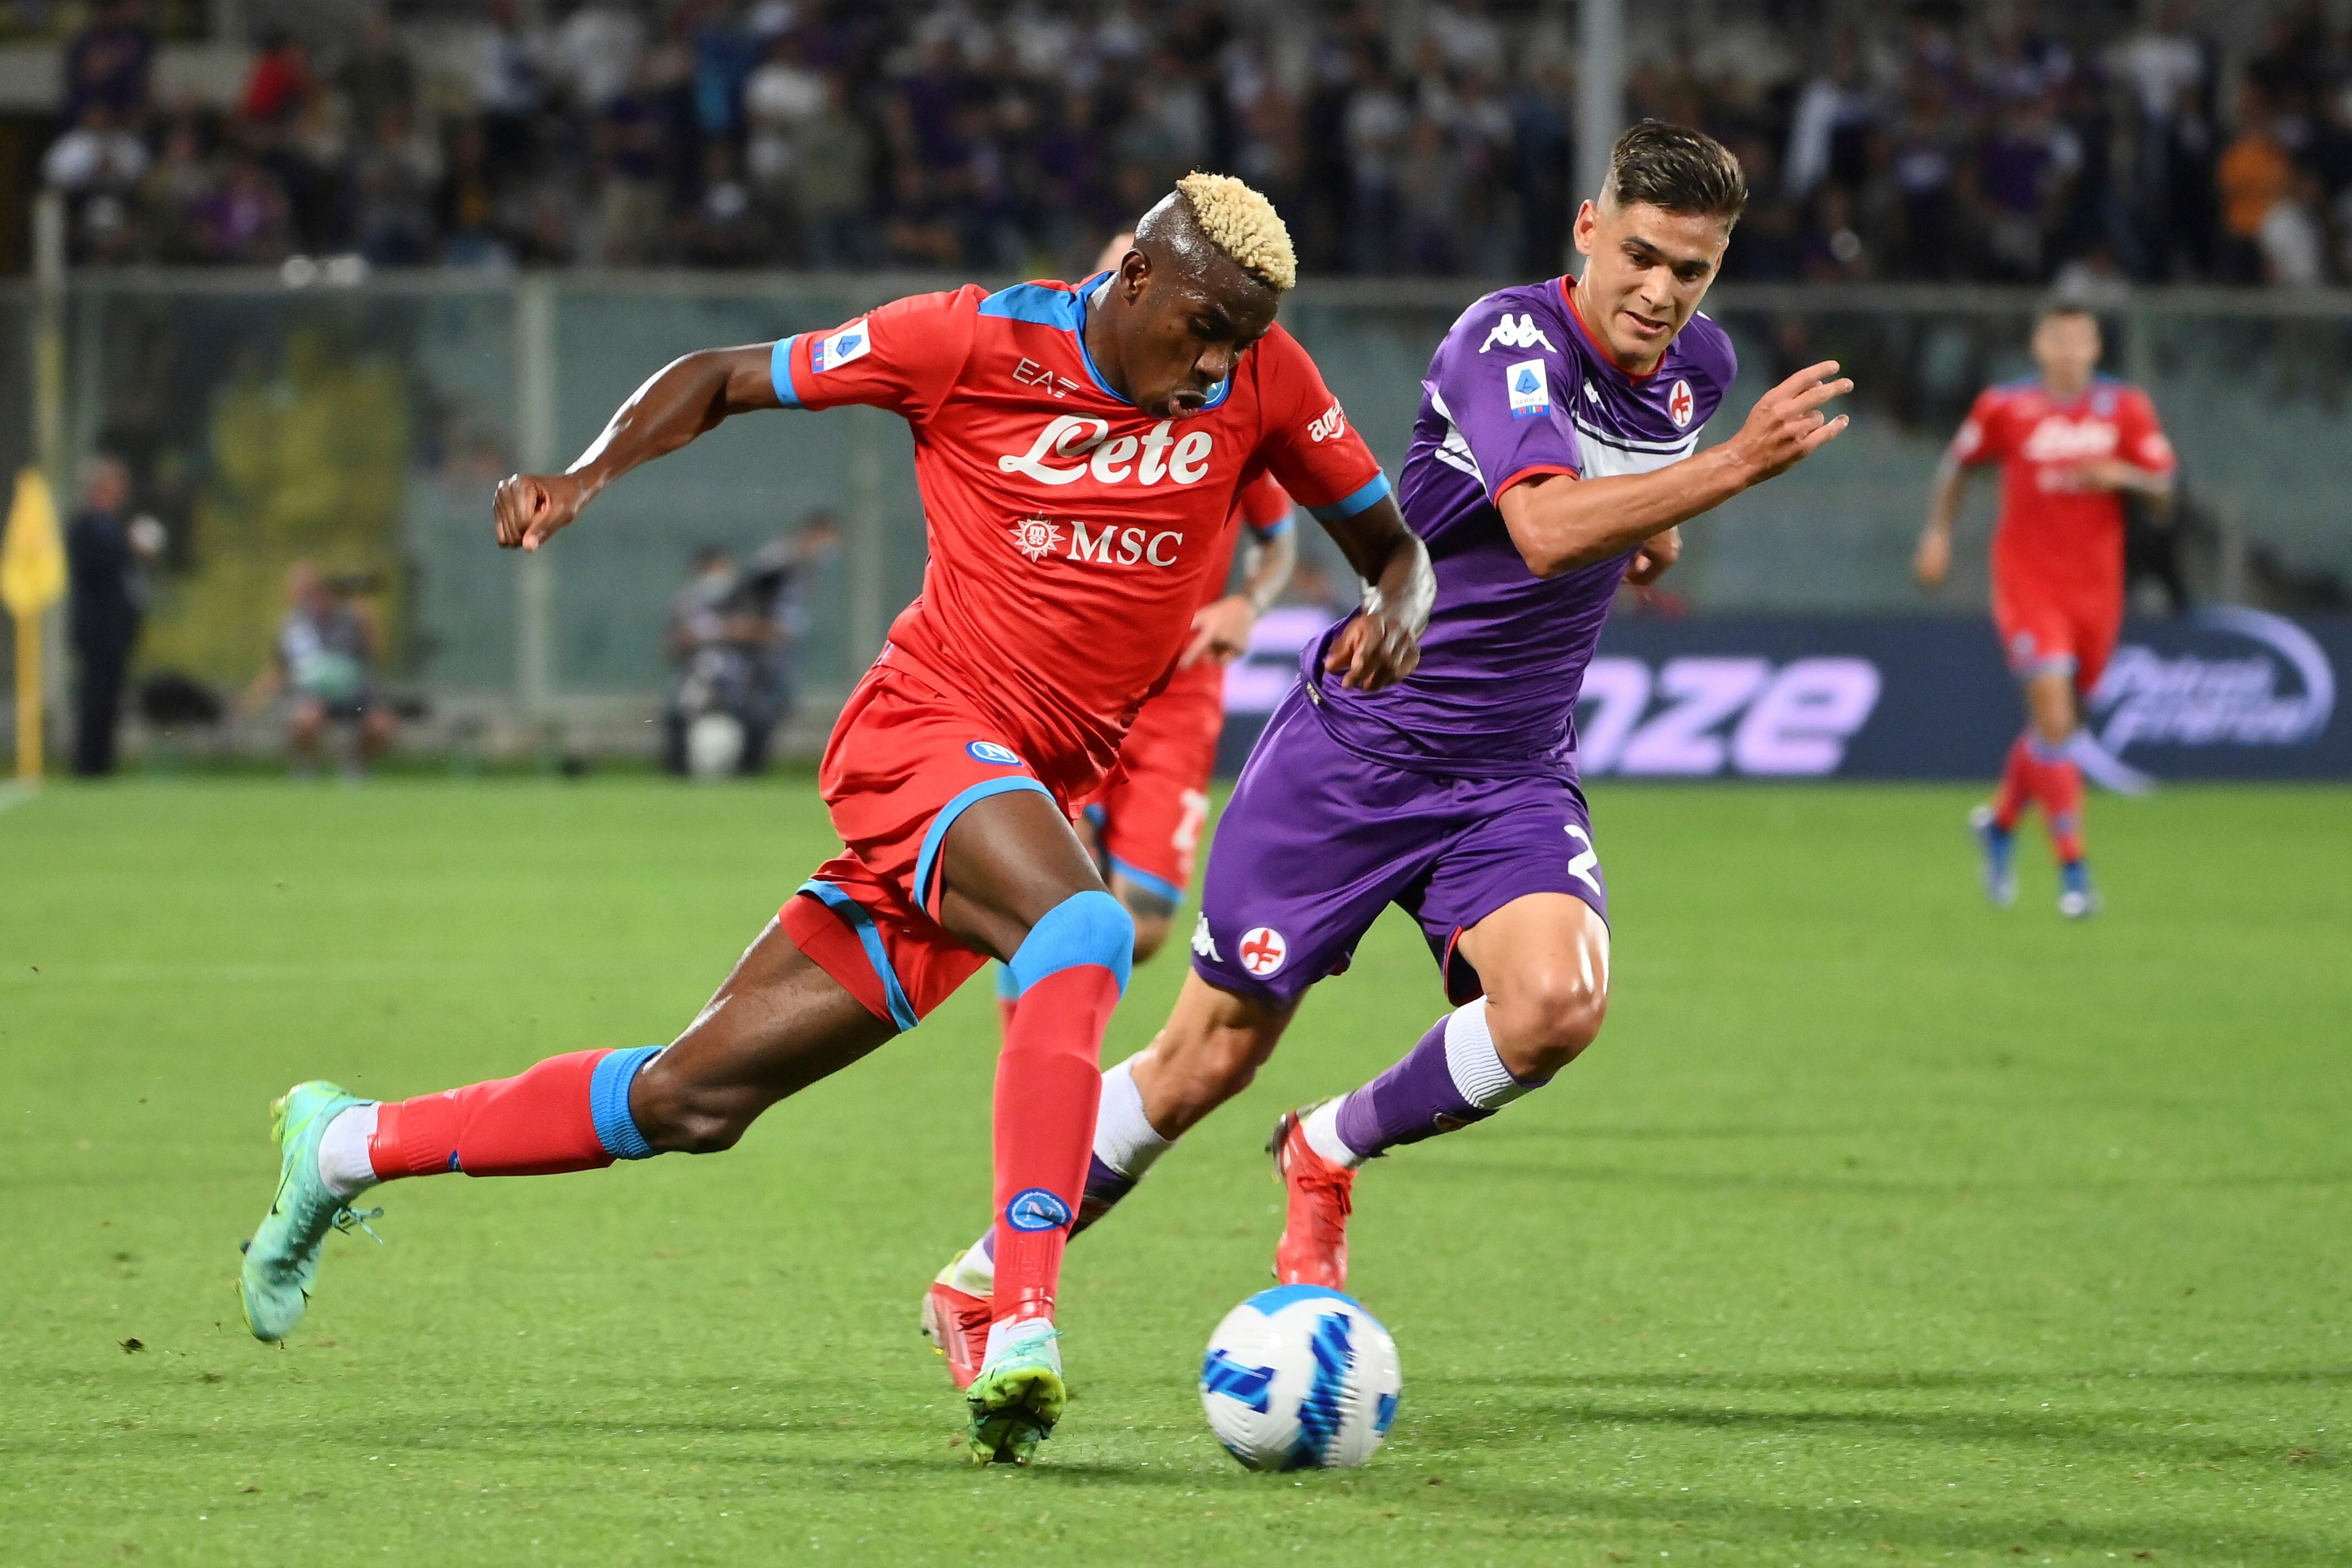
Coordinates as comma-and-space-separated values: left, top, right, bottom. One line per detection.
1571, 422, 1696, 479
1428, 390, 1485, 483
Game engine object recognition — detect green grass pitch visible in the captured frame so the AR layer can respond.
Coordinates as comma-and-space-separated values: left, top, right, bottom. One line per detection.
2, 778, 2345, 1566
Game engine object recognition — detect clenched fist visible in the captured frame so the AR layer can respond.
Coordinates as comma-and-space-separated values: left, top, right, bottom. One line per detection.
494, 471, 593, 552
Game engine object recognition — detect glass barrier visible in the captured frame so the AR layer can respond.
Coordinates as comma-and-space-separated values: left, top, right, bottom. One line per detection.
39, 274, 2352, 738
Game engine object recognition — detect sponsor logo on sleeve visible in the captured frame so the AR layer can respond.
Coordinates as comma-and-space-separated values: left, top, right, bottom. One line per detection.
1306, 400, 1348, 443
1480, 312, 1558, 353
1506, 359, 1551, 419
811, 320, 871, 373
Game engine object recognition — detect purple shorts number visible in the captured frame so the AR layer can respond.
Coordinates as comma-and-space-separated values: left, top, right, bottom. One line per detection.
1191, 685, 1608, 1011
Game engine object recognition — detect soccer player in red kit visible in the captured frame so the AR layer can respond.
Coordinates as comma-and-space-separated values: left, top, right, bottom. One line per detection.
1916, 300, 2176, 917
235, 174, 1434, 1465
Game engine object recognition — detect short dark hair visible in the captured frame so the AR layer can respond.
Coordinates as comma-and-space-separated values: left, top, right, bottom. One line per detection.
2036, 295, 2100, 326
1604, 122, 1748, 226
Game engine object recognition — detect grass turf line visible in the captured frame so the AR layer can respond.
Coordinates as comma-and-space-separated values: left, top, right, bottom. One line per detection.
1, 780, 2344, 1567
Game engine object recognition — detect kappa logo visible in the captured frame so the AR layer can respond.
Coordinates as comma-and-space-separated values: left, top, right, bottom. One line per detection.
811, 320, 871, 373
1479, 312, 1558, 353
998, 414, 1215, 487
1506, 358, 1551, 420
1010, 517, 1062, 560
1238, 926, 1287, 977
1307, 399, 1348, 443
1012, 356, 1083, 400
1191, 911, 1221, 962
1667, 379, 1694, 428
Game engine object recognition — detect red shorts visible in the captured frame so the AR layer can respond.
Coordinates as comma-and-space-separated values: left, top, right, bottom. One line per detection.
1992, 583, 2120, 694
1078, 662, 1222, 907
779, 663, 1058, 1030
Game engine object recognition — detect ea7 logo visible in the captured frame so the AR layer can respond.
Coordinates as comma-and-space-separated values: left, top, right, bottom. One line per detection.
1576, 656, 1883, 776
1012, 357, 1082, 399
1480, 312, 1558, 353
1307, 400, 1348, 443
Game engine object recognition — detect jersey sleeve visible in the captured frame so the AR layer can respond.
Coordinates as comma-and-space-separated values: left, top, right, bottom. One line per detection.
2119, 387, 2177, 475
1949, 387, 2006, 467
1248, 327, 1391, 525
1427, 303, 1583, 499
769, 285, 984, 424
1235, 472, 1294, 540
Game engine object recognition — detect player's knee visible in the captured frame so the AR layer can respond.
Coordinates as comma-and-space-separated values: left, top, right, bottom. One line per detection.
628, 1062, 750, 1156
1009, 888, 1135, 995
1488, 968, 1608, 1078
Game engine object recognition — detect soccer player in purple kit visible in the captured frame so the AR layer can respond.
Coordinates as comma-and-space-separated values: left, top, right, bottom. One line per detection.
923, 123, 1852, 1350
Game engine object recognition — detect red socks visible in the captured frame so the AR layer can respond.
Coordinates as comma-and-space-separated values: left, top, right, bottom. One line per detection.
1993, 733, 2035, 833
1994, 730, 2087, 864
369, 1046, 657, 1181
2039, 752, 2085, 863
989, 964, 1117, 1325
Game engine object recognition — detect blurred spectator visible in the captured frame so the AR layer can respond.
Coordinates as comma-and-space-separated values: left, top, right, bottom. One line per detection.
336, 10, 416, 136
661, 518, 839, 777
243, 563, 394, 780
239, 29, 315, 128
63, 0, 154, 125
66, 455, 160, 778
32, 1, 2352, 287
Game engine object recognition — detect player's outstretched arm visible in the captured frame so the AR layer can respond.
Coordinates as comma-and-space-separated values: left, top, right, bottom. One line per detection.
1318, 493, 1435, 691
1497, 360, 1852, 579
1915, 456, 1968, 592
1181, 520, 1298, 668
493, 344, 782, 552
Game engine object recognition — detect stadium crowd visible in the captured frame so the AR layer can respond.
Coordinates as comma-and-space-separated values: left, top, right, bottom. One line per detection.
31, 0, 2352, 285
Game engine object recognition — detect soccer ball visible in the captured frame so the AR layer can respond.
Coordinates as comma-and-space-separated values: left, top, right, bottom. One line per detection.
1198, 1285, 1402, 1470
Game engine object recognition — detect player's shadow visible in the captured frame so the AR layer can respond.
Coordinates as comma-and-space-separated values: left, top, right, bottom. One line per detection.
1401, 1369, 2347, 1472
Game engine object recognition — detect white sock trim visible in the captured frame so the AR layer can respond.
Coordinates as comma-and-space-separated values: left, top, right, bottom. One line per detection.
316, 1103, 380, 1200
1443, 998, 1532, 1110
1301, 1099, 1366, 1168
1093, 1054, 1174, 1179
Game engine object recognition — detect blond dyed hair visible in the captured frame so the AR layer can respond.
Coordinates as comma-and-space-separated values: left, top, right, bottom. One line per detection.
1175, 172, 1297, 293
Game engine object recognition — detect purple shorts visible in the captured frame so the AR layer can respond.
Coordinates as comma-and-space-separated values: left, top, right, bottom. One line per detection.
1191, 685, 1607, 1011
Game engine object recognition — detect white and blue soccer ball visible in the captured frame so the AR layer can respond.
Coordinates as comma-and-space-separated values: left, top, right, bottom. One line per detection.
1199, 1285, 1402, 1470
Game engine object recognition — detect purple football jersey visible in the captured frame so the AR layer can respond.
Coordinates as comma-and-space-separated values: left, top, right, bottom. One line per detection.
1307, 276, 1737, 775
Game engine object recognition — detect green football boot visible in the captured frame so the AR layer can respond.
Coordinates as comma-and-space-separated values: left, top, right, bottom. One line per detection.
965, 1317, 1065, 1465
238, 1081, 381, 1343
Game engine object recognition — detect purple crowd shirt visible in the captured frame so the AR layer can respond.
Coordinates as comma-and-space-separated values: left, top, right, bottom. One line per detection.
1307, 276, 1737, 777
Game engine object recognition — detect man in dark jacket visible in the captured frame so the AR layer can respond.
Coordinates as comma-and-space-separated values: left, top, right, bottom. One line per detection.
66, 454, 156, 777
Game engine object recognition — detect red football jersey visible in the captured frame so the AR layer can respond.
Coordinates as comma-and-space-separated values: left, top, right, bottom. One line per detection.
773, 280, 1385, 799
1949, 376, 2176, 602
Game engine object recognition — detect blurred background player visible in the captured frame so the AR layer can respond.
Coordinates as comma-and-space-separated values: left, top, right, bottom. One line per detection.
1915, 301, 2178, 917
929, 123, 1853, 1357
235, 174, 1430, 1467
240, 561, 395, 779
